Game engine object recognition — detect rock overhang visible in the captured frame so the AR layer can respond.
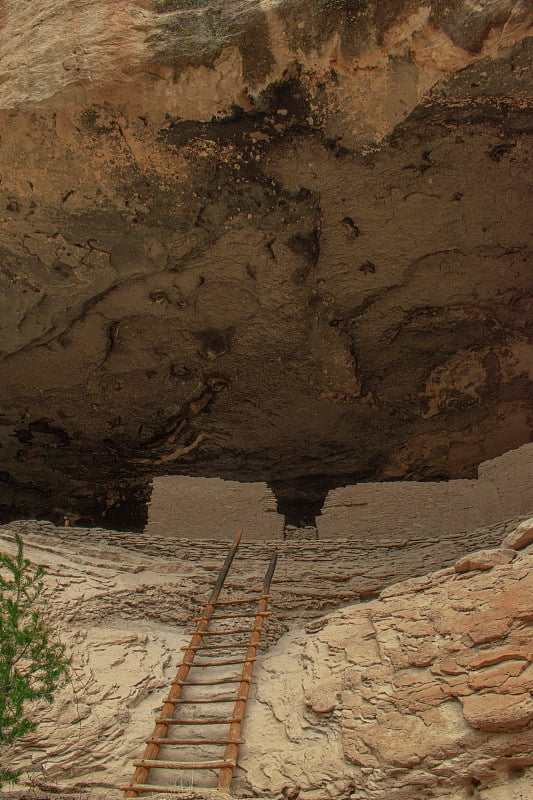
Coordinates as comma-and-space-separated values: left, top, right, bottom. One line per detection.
0, 0, 531, 526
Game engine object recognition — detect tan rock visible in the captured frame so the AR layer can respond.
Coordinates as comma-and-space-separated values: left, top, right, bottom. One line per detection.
460, 693, 533, 732
465, 617, 514, 646
305, 679, 340, 714
467, 660, 528, 691
1, 523, 533, 799
463, 645, 532, 670
502, 518, 533, 551
455, 548, 516, 573
348, 706, 460, 769
497, 663, 533, 696
432, 657, 468, 676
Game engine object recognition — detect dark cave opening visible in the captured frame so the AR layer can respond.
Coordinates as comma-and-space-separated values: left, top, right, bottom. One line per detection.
276, 497, 323, 528
0, 480, 150, 532
269, 476, 337, 528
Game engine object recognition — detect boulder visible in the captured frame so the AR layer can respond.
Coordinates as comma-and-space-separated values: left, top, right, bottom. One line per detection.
454, 548, 516, 573
502, 518, 533, 551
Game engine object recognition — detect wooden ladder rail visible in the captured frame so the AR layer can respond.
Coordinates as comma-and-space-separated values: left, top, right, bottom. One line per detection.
123, 528, 243, 798
218, 551, 278, 793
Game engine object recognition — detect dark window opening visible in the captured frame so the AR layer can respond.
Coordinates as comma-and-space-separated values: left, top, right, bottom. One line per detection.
276, 497, 323, 528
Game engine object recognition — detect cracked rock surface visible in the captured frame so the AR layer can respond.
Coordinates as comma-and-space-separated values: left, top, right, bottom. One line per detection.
0, 517, 532, 799
240, 520, 533, 799
0, 1, 532, 524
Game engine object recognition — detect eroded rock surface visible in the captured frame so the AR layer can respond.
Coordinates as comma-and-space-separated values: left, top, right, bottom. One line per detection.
241, 521, 533, 799
0, 517, 531, 799
4, 514, 527, 626
0, 1, 531, 524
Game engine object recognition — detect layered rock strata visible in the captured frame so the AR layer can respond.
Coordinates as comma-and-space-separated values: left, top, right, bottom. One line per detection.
0, 516, 531, 798
240, 518, 533, 799
4, 514, 527, 627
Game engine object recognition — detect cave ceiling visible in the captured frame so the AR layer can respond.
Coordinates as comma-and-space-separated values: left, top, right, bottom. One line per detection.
0, 0, 532, 527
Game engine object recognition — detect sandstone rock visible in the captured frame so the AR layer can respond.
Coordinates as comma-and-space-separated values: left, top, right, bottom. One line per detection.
2, 520, 533, 799
502, 518, 533, 551
241, 534, 533, 798
460, 693, 533, 732
454, 548, 516, 573
7, 515, 528, 630
434, 644, 532, 674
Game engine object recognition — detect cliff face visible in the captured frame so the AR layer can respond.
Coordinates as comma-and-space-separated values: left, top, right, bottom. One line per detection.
1, 517, 532, 799
0, 1, 532, 525
244, 519, 533, 800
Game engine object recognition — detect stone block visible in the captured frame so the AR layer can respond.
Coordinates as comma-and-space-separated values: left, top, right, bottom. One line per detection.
460, 692, 533, 732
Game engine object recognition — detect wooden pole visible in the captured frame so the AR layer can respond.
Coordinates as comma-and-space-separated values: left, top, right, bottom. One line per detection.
218, 552, 278, 793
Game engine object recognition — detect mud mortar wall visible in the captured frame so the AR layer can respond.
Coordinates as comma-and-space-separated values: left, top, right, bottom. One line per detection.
145, 444, 533, 540
146, 476, 284, 540
319, 443, 533, 540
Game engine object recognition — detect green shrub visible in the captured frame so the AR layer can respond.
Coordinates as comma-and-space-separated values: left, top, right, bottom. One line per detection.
0, 534, 70, 786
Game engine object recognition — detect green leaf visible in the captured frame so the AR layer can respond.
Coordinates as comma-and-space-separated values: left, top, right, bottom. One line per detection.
0, 535, 70, 787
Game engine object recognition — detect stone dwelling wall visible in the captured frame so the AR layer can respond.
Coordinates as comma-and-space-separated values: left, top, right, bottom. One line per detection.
319, 443, 533, 541
145, 444, 533, 542
145, 476, 284, 541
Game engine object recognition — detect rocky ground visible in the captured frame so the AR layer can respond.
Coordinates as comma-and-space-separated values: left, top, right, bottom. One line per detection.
0, 517, 531, 800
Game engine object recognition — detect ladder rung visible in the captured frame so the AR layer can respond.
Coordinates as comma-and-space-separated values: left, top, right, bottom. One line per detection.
184, 658, 257, 667
133, 758, 235, 770
155, 717, 239, 725
122, 785, 224, 794
171, 677, 250, 686
146, 737, 245, 746
158, 697, 238, 706
188, 628, 258, 636
194, 612, 272, 621
181, 643, 254, 651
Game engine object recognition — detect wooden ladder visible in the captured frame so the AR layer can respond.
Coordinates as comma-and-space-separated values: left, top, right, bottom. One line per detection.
123, 529, 277, 796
